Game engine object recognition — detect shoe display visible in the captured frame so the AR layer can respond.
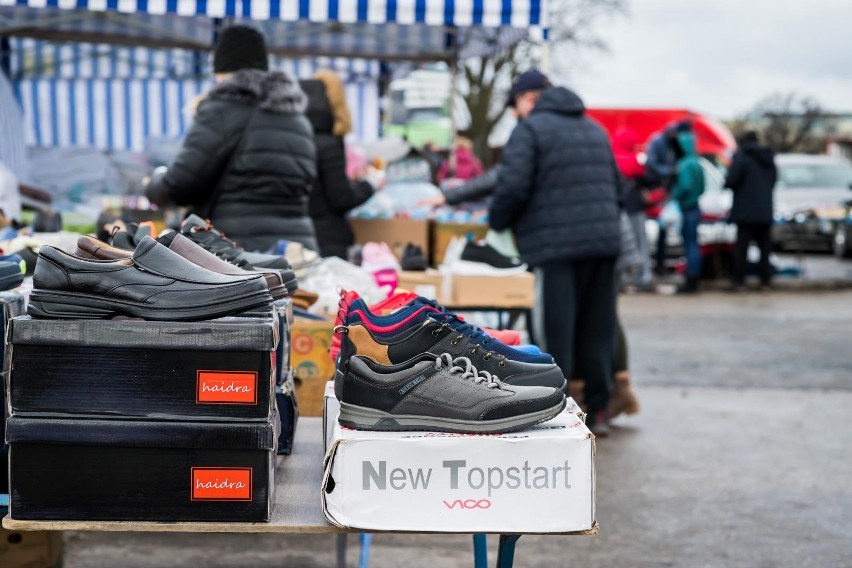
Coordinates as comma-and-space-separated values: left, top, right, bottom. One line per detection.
334, 291, 554, 366
445, 240, 527, 275
337, 321, 566, 393
268, 239, 322, 279
77, 234, 289, 301
400, 243, 428, 271
337, 353, 566, 433
28, 236, 272, 320
179, 215, 299, 294
0, 259, 24, 290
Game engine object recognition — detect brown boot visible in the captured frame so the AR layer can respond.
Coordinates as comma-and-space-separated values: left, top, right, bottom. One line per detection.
568, 379, 586, 411
608, 371, 640, 419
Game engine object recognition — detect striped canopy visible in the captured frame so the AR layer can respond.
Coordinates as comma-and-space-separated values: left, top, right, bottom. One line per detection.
0, 1, 548, 60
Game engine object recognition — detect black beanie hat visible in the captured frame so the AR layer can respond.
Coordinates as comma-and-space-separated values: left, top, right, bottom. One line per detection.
213, 25, 269, 74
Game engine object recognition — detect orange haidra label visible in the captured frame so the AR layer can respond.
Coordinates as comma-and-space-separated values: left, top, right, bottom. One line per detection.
191, 468, 252, 501
196, 371, 257, 405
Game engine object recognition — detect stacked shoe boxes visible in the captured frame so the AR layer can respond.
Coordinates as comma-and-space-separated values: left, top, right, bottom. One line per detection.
321, 383, 597, 534
0, 292, 27, 511
3, 315, 280, 522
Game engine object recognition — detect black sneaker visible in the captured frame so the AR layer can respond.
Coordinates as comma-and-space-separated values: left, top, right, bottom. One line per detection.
400, 243, 428, 271
455, 241, 526, 274
338, 353, 565, 433
336, 319, 567, 395
180, 215, 298, 293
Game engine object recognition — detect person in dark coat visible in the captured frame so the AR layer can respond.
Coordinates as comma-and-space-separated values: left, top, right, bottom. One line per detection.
489, 70, 622, 435
146, 26, 318, 252
303, 71, 376, 259
724, 130, 777, 289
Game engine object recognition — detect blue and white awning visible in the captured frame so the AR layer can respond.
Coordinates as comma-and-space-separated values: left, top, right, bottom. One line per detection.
0, 1, 548, 60
9, 37, 381, 150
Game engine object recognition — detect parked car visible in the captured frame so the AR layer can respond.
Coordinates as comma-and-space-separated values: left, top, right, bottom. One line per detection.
772, 154, 852, 251
834, 199, 852, 258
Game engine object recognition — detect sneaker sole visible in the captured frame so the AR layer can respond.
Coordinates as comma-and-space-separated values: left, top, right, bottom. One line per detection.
338, 398, 566, 434
28, 289, 272, 321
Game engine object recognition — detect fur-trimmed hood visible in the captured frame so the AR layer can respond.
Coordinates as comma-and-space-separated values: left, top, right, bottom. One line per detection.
205, 69, 307, 114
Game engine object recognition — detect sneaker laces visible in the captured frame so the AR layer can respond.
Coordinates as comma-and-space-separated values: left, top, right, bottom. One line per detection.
434, 353, 502, 389
429, 318, 507, 367
420, 301, 496, 347
185, 220, 251, 267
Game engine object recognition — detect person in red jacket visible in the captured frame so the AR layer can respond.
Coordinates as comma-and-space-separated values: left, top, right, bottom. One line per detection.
612, 127, 653, 289
438, 137, 484, 182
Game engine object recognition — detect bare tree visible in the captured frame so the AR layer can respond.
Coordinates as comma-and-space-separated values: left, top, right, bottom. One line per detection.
735, 93, 831, 153
461, 0, 628, 164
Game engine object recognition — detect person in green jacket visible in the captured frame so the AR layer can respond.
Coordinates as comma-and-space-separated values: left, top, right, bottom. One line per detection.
671, 130, 705, 293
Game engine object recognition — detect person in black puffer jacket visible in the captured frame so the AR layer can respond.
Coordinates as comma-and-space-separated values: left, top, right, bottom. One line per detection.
303, 72, 375, 259
489, 70, 623, 435
146, 26, 318, 253
725, 130, 777, 289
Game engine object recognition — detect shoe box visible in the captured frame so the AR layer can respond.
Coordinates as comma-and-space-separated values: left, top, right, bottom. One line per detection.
5, 315, 277, 421
1, 292, 26, 499
350, 218, 431, 262
291, 318, 335, 417
321, 383, 597, 534
6, 413, 279, 522
447, 272, 535, 309
396, 270, 446, 303
276, 372, 299, 455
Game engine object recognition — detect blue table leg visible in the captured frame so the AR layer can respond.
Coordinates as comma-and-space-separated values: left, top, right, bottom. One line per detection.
496, 535, 521, 568
359, 533, 373, 568
473, 533, 488, 568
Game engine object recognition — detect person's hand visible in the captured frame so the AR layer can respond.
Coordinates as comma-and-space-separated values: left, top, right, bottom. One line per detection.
416, 194, 447, 208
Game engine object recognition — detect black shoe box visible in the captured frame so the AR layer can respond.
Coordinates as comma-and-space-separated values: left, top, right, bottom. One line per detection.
6, 413, 279, 522
234, 299, 292, 387
275, 372, 299, 455
1, 293, 26, 449
5, 316, 278, 421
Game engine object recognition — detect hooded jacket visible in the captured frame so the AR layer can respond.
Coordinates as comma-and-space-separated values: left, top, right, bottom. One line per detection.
489, 86, 622, 266
146, 69, 317, 252
671, 132, 705, 211
724, 142, 777, 224
644, 125, 678, 186
303, 78, 374, 258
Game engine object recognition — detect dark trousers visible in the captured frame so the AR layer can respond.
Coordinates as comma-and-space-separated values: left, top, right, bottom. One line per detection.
733, 222, 773, 285
681, 207, 703, 279
533, 259, 617, 412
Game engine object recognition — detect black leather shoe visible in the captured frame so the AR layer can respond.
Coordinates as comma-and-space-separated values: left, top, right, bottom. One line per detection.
180, 215, 299, 293
28, 236, 273, 321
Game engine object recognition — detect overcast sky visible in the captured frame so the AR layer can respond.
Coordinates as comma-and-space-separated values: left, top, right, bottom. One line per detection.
563, 0, 852, 119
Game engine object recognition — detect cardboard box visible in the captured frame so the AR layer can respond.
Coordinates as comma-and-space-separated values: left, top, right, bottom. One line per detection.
396, 269, 446, 302
0, 526, 62, 568
350, 218, 430, 261
6, 316, 277, 421
7, 414, 278, 522
449, 273, 535, 309
431, 222, 488, 265
321, 402, 595, 533
291, 319, 335, 417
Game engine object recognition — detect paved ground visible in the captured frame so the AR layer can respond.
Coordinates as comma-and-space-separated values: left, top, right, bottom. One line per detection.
61, 290, 852, 567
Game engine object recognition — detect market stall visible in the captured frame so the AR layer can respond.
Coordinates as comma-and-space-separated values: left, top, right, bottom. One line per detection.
0, 4, 579, 568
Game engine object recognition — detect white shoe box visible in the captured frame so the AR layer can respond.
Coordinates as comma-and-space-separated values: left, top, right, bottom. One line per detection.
321, 382, 596, 534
